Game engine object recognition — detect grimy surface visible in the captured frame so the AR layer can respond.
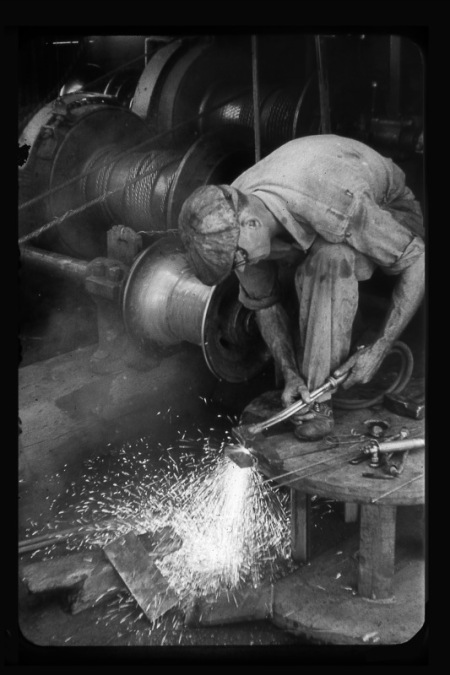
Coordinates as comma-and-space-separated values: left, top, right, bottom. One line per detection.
241, 391, 425, 506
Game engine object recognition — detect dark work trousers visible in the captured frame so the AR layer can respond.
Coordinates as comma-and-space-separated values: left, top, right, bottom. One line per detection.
294, 238, 375, 401
293, 195, 424, 401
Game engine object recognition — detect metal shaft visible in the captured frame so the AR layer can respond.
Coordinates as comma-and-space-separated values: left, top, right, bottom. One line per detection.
376, 438, 425, 453
20, 246, 89, 284
251, 35, 261, 163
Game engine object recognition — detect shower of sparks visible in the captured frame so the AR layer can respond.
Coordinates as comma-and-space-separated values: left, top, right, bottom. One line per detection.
158, 448, 292, 608
24, 409, 295, 642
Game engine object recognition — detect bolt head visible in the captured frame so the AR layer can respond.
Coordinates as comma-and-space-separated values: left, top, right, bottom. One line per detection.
92, 261, 105, 276
108, 266, 124, 282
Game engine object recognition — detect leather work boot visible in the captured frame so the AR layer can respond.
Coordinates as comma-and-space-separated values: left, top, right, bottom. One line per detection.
294, 401, 334, 441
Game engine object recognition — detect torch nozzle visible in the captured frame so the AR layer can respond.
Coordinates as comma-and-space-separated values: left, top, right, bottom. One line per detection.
224, 443, 257, 469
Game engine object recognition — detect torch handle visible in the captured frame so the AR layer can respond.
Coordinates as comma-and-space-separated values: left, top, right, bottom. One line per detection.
377, 438, 425, 453
247, 373, 348, 435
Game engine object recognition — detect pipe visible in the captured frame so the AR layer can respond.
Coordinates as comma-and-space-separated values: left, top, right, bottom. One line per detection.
19, 246, 89, 283
375, 438, 424, 453
389, 35, 401, 118
315, 35, 331, 134
251, 35, 262, 162
334, 341, 414, 410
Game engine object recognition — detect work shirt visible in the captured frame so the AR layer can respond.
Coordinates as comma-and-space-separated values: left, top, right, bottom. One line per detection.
231, 134, 424, 310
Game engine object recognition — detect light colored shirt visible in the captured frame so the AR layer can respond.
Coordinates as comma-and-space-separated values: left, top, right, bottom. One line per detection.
231, 135, 424, 310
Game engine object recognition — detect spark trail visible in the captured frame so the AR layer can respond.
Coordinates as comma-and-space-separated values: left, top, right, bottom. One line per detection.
33, 424, 292, 613
158, 452, 291, 608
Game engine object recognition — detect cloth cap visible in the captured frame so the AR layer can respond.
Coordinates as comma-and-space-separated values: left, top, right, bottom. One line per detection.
178, 185, 241, 285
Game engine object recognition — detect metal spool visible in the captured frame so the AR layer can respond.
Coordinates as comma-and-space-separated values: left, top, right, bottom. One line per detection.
198, 81, 275, 136
131, 39, 186, 125
19, 94, 150, 259
122, 234, 271, 383
165, 130, 254, 230
131, 40, 249, 142
260, 87, 304, 149
103, 70, 142, 107
84, 145, 183, 233
84, 130, 254, 235
291, 74, 321, 138
198, 77, 320, 150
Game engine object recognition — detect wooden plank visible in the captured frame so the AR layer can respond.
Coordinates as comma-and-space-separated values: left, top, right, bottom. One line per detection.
73, 529, 182, 612
104, 531, 179, 622
358, 504, 397, 599
185, 584, 273, 626
344, 503, 359, 523
20, 551, 102, 594
70, 558, 123, 613
290, 490, 311, 564
20, 528, 183, 615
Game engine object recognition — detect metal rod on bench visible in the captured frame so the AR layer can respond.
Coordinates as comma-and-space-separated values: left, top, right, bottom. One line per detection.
370, 473, 424, 504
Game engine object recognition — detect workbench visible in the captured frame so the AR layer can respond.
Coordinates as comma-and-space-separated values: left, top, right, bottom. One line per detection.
241, 391, 425, 602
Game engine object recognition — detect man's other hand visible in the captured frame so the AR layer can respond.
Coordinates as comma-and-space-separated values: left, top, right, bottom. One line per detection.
333, 341, 389, 390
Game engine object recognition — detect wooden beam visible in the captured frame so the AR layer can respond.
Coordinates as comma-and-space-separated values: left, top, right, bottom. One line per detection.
344, 503, 359, 523
290, 490, 311, 564
20, 528, 182, 616
104, 531, 179, 622
358, 504, 397, 599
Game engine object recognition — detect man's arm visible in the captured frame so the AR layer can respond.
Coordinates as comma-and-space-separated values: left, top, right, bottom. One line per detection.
256, 303, 311, 406
334, 248, 425, 388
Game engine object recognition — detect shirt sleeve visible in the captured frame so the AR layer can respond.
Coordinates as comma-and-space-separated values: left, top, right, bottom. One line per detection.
345, 191, 425, 275
235, 260, 280, 310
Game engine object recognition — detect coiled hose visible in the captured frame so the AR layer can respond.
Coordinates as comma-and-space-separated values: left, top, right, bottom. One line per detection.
333, 340, 414, 410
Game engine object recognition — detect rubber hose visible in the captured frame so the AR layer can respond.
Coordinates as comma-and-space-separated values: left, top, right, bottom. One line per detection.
333, 340, 414, 410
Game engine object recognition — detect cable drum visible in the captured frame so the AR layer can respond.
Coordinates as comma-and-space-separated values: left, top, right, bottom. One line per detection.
19, 94, 150, 259
122, 234, 271, 382
103, 70, 142, 107
123, 153, 158, 231
150, 153, 181, 225
199, 82, 272, 135
260, 88, 304, 150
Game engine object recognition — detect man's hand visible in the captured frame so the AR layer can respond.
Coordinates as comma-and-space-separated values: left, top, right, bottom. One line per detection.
281, 373, 313, 424
282, 373, 311, 407
333, 341, 389, 390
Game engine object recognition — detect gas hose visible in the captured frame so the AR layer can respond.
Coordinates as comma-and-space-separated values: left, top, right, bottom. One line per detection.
333, 340, 414, 410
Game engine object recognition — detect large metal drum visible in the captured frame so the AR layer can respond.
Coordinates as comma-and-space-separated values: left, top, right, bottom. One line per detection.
122, 234, 271, 382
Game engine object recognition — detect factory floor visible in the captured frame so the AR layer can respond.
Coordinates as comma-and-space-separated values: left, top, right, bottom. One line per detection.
14, 302, 427, 663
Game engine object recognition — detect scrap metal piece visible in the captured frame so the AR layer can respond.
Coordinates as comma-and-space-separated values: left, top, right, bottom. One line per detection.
224, 443, 257, 469
363, 418, 390, 438
103, 531, 179, 622
185, 583, 273, 626
384, 393, 425, 420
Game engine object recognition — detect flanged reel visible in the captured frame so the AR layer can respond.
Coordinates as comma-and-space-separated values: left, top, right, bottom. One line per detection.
122, 234, 271, 382
19, 93, 149, 259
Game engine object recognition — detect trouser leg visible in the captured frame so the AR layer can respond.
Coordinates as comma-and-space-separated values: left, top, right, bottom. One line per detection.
295, 239, 361, 397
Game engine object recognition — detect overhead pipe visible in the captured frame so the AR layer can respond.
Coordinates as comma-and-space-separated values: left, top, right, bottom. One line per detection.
315, 35, 331, 134
251, 35, 262, 163
389, 35, 401, 118
19, 245, 89, 284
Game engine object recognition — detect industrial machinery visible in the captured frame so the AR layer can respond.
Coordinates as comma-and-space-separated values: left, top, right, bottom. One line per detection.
19, 92, 254, 259
130, 39, 320, 148
19, 33, 424, 385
